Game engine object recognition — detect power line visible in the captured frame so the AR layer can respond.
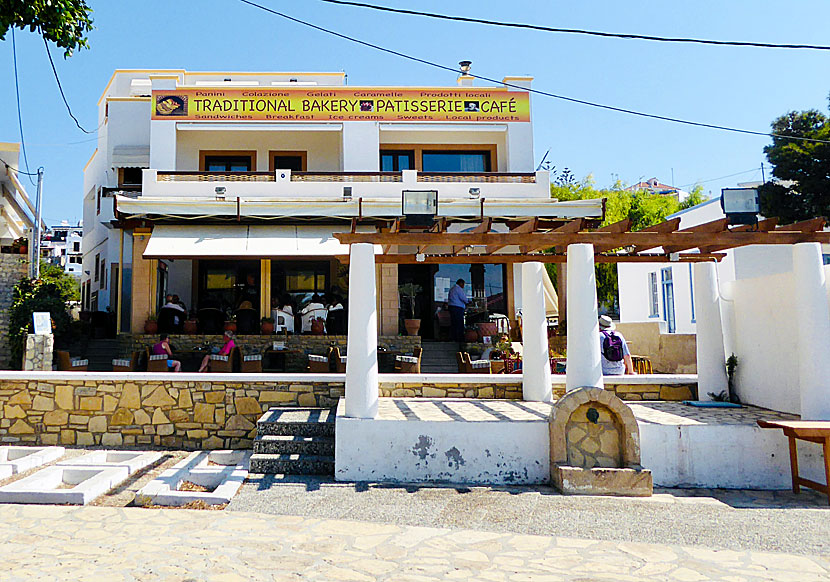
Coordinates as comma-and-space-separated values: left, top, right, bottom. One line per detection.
42, 36, 97, 134
236, 0, 830, 146
11, 29, 37, 186
680, 168, 762, 188
316, 0, 830, 52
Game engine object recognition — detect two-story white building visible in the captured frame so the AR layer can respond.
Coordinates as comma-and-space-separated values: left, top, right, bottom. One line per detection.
41, 221, 83, 277
0, 143, 39, 255
82, 69, 601, 336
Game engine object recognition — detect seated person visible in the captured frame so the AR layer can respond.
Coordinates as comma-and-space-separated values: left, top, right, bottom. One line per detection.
172, 294, 186, 312
198, 330, 235, 372
278, 293, 294, 316
152, 334, 181, 372
300, 294, 326, 333
162, 295, 187, 328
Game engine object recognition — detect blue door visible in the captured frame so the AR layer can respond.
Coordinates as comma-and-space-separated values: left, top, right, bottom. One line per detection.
661, 267, 676, 333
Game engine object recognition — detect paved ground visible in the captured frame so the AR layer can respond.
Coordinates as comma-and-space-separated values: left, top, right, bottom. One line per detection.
229, 476, 830, 556
2, 503, 828, 581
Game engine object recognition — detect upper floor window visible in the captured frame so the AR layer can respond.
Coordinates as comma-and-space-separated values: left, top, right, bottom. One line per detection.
422, 151, 491, 172
379, 145, 495, 172
119, 167, 143, 187
200, 151, 256, 172
380, 151, 414, 172
270, 151, 307, 172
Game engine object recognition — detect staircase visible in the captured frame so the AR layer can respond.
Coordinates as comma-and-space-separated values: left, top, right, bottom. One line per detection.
249, 407, 335, 475
83, 338, 120, 372
420, 341, 461, 373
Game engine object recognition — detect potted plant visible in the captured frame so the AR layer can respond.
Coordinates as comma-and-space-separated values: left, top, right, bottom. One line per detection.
398, 283, 423, 336
144, 313, 158, 335
261, 316, 275, 335
310, 316, 325, 335
224, 314, 237, 333
183, 316, 198, 335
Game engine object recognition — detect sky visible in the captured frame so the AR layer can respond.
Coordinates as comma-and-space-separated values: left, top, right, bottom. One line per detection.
1, 0, 829, 225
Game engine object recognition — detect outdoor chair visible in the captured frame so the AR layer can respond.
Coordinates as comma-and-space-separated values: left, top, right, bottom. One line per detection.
209, 346, 239, 373
158, 306, 184, 333
328, 346, 347, 373
112, 351, 139, 372
395, 346, 422, 374
302, 307, 328, 334
241, 352, 263, 373
456, 352, 469, 374
272, 308, 295, 334
56, 350, 88, 372
307, 354, 329, 373
147, 352, 169, 372
470, 358, 493, 374
197, 308, 225, 334
326, 309, 347, 335
235, 308, 259, 335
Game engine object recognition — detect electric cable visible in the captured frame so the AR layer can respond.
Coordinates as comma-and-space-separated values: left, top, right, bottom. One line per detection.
679, 168, 762, 188
11, 29, 37, 186
316, 0, 830, 52
43, 36, 97, 134
2, 162, 41, 177
236, 0, 830, 145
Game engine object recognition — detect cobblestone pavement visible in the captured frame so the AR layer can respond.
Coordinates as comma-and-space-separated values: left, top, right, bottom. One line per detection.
1, 504, 828, 581
230, 477, 830, 556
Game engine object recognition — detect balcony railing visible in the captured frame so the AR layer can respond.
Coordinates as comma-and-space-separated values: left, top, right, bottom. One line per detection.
154, 170, 537, 184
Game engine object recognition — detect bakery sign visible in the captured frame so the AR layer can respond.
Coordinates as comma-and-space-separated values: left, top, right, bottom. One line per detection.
152, 87, 530, 122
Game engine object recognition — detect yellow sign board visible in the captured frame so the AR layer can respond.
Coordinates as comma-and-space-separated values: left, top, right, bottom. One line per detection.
152, 87, 530, 122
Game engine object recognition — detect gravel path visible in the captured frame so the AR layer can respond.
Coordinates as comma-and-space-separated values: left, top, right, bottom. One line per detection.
228, 475, 830, 556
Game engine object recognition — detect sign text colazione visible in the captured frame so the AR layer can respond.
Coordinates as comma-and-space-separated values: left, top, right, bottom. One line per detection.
151, 88, 530, 122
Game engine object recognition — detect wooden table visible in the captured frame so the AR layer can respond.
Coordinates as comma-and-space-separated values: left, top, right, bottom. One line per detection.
757, 420, 830, 504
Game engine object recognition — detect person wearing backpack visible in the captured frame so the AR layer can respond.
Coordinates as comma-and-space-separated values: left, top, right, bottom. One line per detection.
598, 315, 634, 375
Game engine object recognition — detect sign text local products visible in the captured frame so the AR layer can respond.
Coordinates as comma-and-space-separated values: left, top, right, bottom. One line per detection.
152, 87, 530, 122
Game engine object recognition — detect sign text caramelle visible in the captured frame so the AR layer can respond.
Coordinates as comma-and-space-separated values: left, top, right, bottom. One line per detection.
151, 87, 530, 122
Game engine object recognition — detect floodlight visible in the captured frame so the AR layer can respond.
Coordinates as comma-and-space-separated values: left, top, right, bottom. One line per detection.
721, 188, 759, 226
402, 190, 438, 227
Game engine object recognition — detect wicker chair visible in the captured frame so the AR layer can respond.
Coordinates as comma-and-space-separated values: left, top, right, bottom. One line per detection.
112, 351, 139, 372
56, 350, 88, 372
329, 346, 347, 373
395, 346, 422, 373
240, 353, 263, 373
147, 352, 169, 372
209, 346, 239, 373
307, 353, 329, 373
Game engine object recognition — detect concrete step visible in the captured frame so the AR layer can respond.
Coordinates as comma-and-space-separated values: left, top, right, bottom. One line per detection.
253, 434, 335, 456
255, 407, 335, 437
249, 453, 334, 475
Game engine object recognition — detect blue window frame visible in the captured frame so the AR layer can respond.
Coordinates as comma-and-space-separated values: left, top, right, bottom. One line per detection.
661, 267, 676, 333
688, 263, 696, 323
648, 272, 659, 317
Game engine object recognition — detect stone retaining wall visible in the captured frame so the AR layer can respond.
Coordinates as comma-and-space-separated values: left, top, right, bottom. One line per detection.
0, 255, 28, 370
119, 334, 420, 372
0, 374, 696, 449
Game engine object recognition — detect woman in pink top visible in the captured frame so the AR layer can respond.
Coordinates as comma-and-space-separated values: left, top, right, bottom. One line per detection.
152, 334, 181, 372
199, 331, 235, 372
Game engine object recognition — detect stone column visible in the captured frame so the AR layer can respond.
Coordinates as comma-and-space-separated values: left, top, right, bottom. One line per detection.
565, 244, 603, 391
521, 262, 552, 402
345, 243, 379, 419
793, 243, 830, 420
24, 333, 53, 371
693, 262, 728, 401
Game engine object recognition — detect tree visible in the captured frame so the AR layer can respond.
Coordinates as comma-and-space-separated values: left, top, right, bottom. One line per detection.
0, 0, 94, 56
758, 104, 830, 223
8, 262, 78, 369
548, 178, 707, 311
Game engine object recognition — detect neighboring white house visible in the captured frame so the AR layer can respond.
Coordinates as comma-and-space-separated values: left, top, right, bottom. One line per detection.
0, 142, 39, 251
625, 177, 690, 203
41, 222, 83, 277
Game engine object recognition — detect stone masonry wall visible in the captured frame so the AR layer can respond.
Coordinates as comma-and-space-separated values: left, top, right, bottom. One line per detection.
24, 334, 53, 371
0, 254, 28, 370
0, 375, 696, 450
118, 334, 421, 372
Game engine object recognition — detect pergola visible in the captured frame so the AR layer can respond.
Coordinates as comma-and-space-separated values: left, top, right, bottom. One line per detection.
335, 213, 830, 420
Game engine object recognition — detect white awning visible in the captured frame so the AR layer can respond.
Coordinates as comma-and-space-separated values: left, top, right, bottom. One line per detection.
143, 224, 374, 259
112, 146, 150, 168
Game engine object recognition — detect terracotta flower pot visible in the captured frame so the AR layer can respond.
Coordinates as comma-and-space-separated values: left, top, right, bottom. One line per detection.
464, 328, 479, 343
144, 320, 158, 335
183, 319, 198, 334
404, 318, 421, 336
18, 246, 27, 255
310, 319, 325, 335
261, 321, 275, 334
224, 321, 237, 333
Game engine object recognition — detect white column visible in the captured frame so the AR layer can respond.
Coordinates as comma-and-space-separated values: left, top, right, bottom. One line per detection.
565, 244, 603, 391
693, 262, 728, 401
345, 243, 379, 419
521, 262, 552, 402
793, 243, 830, 420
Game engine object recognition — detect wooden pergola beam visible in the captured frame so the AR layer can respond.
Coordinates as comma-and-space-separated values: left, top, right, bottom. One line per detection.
486, 217, 539, 255
337, 252, 728, 264
662, 217, 731, 254
593, 218, 632, 253
699, 218, 778, 253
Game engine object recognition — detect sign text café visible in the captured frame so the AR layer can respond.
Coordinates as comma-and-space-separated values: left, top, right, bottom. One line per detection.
152, 87, 531, 123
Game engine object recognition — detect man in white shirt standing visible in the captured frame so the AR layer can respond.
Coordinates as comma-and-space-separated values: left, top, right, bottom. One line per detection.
599, 315, 634, 375
448, 279, 471, 342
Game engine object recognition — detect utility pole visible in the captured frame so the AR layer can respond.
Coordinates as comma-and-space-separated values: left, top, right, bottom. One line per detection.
32, 167, 44, 279
760, 162, 766, 185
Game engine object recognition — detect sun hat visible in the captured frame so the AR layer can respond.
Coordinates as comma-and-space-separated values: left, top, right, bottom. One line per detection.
598, 315, 615, 330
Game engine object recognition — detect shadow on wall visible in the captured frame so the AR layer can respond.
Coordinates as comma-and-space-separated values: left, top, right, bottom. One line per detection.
615, 322, 696, 374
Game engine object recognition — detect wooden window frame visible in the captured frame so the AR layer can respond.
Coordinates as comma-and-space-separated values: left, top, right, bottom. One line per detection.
118, 167, 144, 187
268, 150, 308, 172
199, 150, 257, 172
379, 144, 498, 172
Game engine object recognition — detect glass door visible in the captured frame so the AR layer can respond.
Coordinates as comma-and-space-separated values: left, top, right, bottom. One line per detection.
661, 267, 676, 333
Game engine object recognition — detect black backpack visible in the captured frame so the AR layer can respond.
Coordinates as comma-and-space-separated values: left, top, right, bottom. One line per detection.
601, 330, 624, 362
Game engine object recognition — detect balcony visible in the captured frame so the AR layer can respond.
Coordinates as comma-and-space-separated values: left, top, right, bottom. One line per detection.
143, 169, 550, 200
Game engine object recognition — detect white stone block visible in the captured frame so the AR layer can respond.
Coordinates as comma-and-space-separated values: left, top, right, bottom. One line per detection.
136, 450, 250, 507
0, 465, 129, 505
0, 446, 65, 475
57, 450, 162, 474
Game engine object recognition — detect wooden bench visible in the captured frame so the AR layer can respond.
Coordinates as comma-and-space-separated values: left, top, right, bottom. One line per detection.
757, 419, 830, 505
